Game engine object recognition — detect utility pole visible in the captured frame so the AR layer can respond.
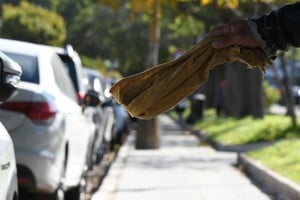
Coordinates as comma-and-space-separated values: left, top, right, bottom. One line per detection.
135, 0, 161, 149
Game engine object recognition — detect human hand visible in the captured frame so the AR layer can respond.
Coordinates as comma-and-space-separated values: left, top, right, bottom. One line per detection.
206, 20, 260, 49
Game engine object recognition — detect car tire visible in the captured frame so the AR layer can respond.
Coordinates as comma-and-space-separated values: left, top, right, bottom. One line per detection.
65, 172, 87, 200
51, 187, 64, 200
30, 187, 64, 200
13, 192, 18, 200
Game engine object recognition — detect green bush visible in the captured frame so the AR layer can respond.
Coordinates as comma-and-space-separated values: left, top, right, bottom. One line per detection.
262, 80, 281, 109
3, 1, 66, 46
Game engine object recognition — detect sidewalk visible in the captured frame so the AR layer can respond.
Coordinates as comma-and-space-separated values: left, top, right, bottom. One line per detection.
91, 115, 271, 200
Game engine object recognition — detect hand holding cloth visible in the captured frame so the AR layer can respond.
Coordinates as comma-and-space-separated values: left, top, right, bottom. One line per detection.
110, 37, 272, 120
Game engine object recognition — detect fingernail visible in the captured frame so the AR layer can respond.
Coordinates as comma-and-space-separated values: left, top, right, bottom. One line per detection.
212, 41, 218, 48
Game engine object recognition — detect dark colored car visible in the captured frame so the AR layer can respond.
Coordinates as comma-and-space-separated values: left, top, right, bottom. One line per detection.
103, 78, 130, 147
83, 68, 115, 162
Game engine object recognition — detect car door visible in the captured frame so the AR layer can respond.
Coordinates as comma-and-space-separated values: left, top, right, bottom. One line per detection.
51, 55, 91, 188
0, 51, 21, 200
0, 124, 17, 200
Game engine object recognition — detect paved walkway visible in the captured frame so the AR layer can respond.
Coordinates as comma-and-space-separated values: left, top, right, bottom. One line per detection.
92, 115, 271, 200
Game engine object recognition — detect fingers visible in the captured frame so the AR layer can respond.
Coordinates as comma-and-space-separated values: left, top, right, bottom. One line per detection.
212, 37, 236, 48
206, 24, 231, 38
206, 24, 234, 48
206, 21, 252, 49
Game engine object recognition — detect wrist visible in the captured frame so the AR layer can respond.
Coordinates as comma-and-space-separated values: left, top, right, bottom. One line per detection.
246, 18, 277, 59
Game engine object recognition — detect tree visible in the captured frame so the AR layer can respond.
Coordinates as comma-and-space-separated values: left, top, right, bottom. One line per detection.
2, 1, 66, 46
0, 0, 2, 35
187, 1, 294, 120
97, 0, 241, 148
67, 4, 149, 75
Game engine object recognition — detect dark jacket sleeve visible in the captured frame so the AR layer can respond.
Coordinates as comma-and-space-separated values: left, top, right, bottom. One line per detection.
252, 2, 300, 55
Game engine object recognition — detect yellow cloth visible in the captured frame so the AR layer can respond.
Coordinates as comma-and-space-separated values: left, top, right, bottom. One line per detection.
110, 37, 272, 120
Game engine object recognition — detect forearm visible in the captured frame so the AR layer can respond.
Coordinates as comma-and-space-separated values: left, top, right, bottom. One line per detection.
250, 2, 300, 57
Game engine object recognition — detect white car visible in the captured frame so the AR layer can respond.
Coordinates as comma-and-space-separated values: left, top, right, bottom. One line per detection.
0, 125, 18, 200
0, 38, 96, 199
51, 45, 99, 168
0, 51, 22, 200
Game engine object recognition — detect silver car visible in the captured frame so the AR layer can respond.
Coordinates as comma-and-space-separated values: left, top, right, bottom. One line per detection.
0, 51, 22, 200
0, 38, 95, 199
83, 68, 115, 162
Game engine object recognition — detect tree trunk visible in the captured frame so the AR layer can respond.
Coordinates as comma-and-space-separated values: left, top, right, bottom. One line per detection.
223, 62, 264, 118
135, 119, 159, 149
0, 0, 2, 35
278, 52, 297, 126
135, 0, 161, 149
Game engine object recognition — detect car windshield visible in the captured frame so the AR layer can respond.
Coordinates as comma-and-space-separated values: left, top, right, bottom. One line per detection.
3, 52, 39, 83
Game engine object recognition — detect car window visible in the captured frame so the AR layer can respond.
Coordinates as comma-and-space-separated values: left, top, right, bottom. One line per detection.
87, 74, 103, 94
93, 77, 103, 93
51, 54, 78, 102
58, 54, 79, 92
3, 52, 39, 83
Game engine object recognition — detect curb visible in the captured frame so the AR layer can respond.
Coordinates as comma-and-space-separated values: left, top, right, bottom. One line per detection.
239, 154, 300, 200
193, 128, 300, 200
195, 129, 273, 152
91, 134, 133, 200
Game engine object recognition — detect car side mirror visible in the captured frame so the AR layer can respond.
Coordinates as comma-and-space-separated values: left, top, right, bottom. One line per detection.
0, 52, 22, 102
83, 89, 100, 107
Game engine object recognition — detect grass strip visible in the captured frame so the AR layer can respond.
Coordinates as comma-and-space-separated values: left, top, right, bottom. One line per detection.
194, 109, 300, 183
195, 109, 300, 145
247, 139, 300, 183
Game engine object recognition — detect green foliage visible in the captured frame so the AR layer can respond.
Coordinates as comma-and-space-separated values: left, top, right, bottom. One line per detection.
81, 55, 106, 72
68, 5, 149, 76
169, 100, 191, 120
168, 14, 205, 38
3, 1, 66, 46
262, 80, 281, 109
195, 109, 300, 145
25, 0, 57, 10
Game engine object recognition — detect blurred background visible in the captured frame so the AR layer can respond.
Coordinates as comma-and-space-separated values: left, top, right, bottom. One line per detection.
1, 1, 300, 200
0, 0, 298, 121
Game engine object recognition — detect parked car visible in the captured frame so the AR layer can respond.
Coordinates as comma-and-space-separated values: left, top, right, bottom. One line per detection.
52, 44, 86, 105
0, 126, 18, 200
103, 78, 129, 148
0, 38, 97, 200
0, 51, 22, 200
83, 68, 115, 162
292, 85, 300, 105
51, 45, 103, 167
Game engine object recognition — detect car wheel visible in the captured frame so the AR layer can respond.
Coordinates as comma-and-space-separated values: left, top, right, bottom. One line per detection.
65, 173, 87, 200
50, 187, 64, 200
31, 187, 64, 200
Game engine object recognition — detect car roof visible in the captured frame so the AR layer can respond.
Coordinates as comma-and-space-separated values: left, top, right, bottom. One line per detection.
0, 38, 54, 56
51, 45, 82, 65
83, 67, 102, 77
